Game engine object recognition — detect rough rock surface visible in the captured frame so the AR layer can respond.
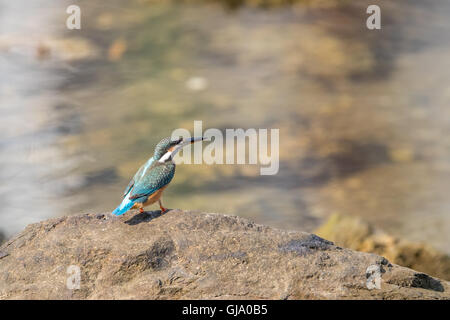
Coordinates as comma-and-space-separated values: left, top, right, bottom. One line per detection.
315, 214, 450, 281
0, 210, 448, 299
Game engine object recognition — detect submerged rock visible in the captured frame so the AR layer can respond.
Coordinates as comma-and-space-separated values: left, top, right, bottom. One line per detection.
0, 210, 448, 299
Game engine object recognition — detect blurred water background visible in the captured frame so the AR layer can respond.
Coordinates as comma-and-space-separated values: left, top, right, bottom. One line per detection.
0, 0, 449, 254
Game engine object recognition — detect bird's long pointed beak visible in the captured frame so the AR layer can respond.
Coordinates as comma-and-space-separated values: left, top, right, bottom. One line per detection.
172, 137, 207, 154
168, 136, 208, 160
181, 136, 207, 146
189, 136, 206, 143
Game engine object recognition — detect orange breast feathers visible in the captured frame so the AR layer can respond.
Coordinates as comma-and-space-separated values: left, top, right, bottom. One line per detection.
132, 185, 168, 209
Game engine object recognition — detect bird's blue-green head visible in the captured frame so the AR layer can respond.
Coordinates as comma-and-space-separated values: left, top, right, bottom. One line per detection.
154, 136, 205, 162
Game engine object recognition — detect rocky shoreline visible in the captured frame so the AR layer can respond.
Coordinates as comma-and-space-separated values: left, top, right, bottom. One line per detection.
0, 209, 448, 299
316, 214, 450, 281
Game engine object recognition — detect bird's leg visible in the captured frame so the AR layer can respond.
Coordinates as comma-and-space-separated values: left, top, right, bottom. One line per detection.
139, 208, 145, 214
158, 199, 167, 214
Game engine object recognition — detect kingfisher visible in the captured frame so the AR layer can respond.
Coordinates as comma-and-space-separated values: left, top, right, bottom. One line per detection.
112, 136, 205, 216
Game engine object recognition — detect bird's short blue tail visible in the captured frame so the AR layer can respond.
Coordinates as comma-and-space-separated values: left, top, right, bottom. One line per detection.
112, 196, 135, 216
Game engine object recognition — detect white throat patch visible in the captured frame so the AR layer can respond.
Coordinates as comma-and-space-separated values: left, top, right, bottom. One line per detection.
158, 144, 184, 163
158, 151, 173, 163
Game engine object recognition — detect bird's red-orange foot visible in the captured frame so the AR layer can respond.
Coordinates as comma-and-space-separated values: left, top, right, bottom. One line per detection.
160, 206, 167, 214
139, 208, 145, 213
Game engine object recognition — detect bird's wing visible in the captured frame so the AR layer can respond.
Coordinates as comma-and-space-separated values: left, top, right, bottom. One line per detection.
129, 163, 175, 200
123, 157, 155, 197
123, 167, 142, 197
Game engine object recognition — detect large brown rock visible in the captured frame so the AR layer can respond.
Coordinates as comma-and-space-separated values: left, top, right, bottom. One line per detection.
315, 214, 450, 281
0, 210, 448, 299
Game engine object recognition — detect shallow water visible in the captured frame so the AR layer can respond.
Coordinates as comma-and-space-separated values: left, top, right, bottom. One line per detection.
0, 0, 449, 253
